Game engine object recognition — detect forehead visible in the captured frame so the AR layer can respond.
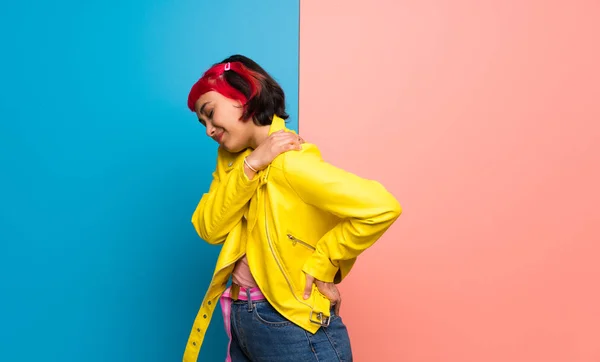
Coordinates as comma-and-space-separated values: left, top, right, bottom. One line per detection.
194, 91, 243, 116
194, 91, 219, 113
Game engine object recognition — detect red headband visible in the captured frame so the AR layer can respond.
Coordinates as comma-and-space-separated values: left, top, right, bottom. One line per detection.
187, 61, 262, 112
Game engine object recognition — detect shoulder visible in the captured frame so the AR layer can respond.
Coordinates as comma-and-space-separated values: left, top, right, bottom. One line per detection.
279, 142, 324, 173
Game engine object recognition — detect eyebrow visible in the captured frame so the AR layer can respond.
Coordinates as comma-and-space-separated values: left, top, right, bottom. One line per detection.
199, 101, 210, 116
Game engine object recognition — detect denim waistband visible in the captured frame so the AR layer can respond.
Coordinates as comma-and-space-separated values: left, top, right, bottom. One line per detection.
220, 284, 265, 362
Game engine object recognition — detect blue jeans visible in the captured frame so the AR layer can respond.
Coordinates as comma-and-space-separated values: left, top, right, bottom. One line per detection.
230, 298, 353, 361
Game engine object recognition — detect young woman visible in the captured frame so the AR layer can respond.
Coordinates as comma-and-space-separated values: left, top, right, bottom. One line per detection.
183, 54, 401, 362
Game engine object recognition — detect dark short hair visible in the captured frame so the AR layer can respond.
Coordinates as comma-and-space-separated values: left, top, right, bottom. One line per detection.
187, 54, 289, 126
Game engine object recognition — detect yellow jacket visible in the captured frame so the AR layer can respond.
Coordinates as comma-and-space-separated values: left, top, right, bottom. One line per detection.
183, 116, 401, 361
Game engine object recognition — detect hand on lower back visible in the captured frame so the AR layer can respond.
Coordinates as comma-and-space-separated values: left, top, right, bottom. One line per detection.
304, 273, 342, 315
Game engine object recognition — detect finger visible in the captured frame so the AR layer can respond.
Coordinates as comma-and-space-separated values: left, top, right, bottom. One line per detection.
275, 136, 299, 145
328, 284, 341, 308
317, 285, 338, 302
304, 274, 315, 300
267, 132, 284, 140
334, 299, 341, 315
280, 136, 300, 145
276, 132, 299, 140
271, 135, 298, 147
274, 139, 301, 153
313, 282, 341, 305
270, 130, 289, 137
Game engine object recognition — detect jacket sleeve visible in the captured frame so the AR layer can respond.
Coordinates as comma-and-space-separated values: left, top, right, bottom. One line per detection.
282, 144, 402, 282
191, 149, 260, 245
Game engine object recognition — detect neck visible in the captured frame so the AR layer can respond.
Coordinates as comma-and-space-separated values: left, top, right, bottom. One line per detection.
248, 124, 270, 149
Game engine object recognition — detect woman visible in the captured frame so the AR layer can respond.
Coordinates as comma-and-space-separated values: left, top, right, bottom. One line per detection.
183, 54, 401, 362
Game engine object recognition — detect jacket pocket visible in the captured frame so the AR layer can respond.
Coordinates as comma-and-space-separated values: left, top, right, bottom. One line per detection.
286, 233, 316, 251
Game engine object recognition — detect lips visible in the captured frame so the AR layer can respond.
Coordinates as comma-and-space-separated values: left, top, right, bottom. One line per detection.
213, 132, 224, 143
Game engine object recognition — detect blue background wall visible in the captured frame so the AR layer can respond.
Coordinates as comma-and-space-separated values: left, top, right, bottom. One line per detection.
0, 1, 298, 360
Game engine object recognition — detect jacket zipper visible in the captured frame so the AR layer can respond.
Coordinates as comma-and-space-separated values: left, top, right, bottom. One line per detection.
287, 234, 316, 250
264, 193, 311, 307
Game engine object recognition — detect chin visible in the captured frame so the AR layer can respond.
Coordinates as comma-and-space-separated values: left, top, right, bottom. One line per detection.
221, 142, 244, 153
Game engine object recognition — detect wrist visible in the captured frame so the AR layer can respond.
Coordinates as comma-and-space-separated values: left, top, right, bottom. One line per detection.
244, 156, 260, 173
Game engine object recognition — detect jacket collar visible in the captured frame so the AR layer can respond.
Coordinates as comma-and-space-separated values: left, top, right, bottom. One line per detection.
268, 115, 286, 135
228, 116, 286, 157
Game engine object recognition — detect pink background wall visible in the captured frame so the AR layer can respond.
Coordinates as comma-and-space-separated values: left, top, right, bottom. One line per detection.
299, 1, 600, 361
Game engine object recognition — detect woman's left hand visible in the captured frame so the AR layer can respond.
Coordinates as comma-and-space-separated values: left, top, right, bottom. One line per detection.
303, 273, 342, 315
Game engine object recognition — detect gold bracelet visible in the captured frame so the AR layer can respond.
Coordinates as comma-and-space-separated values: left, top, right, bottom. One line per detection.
244, 157, 259, 173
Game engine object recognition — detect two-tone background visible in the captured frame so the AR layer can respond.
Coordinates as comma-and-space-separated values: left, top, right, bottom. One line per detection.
1, 1, 599, 361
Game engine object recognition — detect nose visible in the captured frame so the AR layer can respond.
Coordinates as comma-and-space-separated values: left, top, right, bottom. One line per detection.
205, 124, 216, 138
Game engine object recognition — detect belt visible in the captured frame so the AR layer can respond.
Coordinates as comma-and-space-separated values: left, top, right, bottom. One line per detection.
220, 283, 265, 362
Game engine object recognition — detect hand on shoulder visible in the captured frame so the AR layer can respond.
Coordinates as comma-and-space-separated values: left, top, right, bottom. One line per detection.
245, 130, 305, 171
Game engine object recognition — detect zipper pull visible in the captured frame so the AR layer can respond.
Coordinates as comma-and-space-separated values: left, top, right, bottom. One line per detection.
287, 234, 297, 246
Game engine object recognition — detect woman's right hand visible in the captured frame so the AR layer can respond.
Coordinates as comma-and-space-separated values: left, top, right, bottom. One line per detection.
245, 130, 304, 171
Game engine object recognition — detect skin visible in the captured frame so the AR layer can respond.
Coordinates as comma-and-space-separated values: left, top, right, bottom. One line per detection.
195, 91, 342, 314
